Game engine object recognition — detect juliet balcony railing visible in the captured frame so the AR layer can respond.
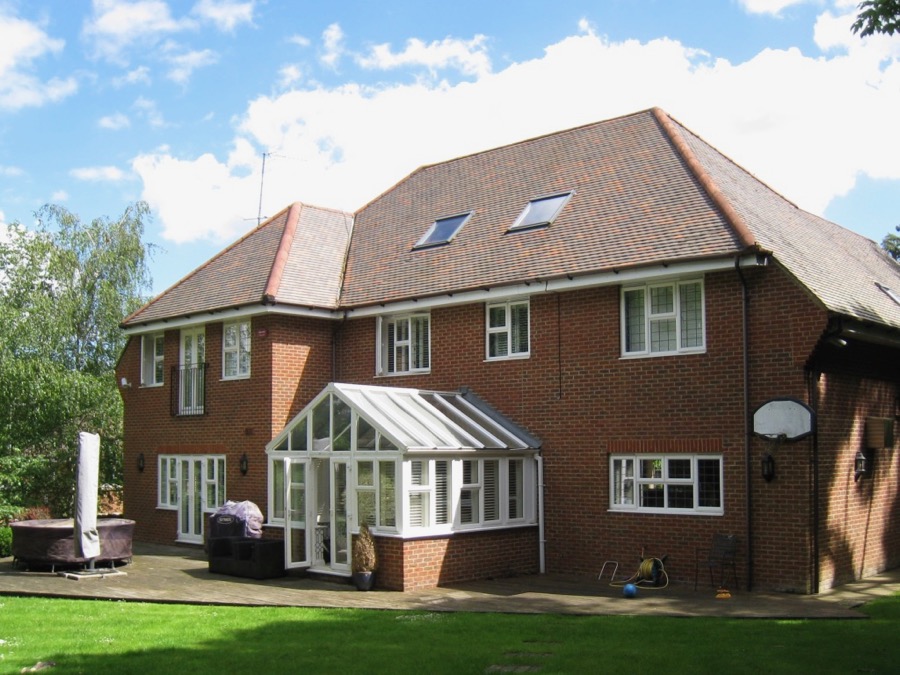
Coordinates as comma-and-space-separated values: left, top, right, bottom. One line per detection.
171, 363, 207, 417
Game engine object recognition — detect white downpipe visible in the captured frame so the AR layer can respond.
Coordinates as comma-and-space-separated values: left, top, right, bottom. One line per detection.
537, 454, 545, 574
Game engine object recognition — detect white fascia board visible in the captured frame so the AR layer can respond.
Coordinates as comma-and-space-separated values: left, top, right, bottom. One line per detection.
121, 303, 340, 336
346, 254, 765, 319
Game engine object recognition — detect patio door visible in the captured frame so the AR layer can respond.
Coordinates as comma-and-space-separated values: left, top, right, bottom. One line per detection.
309, 458, 350, 572
178, 458, 205, 543
283, 458, 309, 569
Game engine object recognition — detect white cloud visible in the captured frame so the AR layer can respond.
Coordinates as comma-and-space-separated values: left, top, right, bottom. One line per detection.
289, 34, 311, 48
0, 165, 24, 177
51, 190, 69, 202
279, 64, 303, 88
133, 96, 165, 127
320, 23, 345, 69
114, 65, 152, 86
165, 48, 218, 84
98, 112, 131, 129
133, 20, 900, 247
738, 0, 808, 15
357, 34, 492, 78
71, 166, 127, 182
83, 0, 196, 63
0, 13, 77, 111
192, 0, 255, 32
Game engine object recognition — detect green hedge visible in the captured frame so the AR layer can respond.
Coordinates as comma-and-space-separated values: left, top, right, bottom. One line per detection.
0, 526, 11, 558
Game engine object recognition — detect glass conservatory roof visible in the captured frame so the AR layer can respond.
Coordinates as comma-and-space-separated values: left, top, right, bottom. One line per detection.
274, 383, 541, 453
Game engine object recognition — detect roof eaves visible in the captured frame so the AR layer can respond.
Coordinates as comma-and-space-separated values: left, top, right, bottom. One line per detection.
652, 107, 759, 252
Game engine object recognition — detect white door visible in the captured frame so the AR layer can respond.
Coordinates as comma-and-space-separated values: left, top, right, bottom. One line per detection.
178, 458, 205, 543
179, 328, 206, 415
283, 458, 309, 569
309, 459, 350, 572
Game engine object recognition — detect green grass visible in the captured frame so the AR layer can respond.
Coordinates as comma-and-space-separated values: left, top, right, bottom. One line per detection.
1, 594, 898, 674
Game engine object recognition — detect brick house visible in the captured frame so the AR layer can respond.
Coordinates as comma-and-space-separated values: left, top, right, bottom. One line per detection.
117, 108, 900, 592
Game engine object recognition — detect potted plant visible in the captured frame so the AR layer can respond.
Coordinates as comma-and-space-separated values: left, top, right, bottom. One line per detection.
351, 522, 377, 590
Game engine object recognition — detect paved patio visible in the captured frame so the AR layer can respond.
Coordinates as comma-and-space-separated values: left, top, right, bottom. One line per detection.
1, 543, 898, 619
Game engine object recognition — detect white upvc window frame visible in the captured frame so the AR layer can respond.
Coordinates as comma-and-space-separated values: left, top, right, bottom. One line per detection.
377, 313, 431, 376
222, 320, 251, 380
621, 279, 705, 357
456, 457, 531, 529
404, 458, 451, 531
140, 332, 165, 387
486, 299, 530, 360
355, 457, 399, 531
157, 454, 226, 510
609, 454, 723, 515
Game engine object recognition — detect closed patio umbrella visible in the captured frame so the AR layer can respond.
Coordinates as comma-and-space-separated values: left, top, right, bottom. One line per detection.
74, 432, 101, 564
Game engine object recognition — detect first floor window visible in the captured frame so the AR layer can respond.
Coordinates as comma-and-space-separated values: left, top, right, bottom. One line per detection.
610, 454, 722, 514
622, 279, 704, 356
141, 332, 165, 386
379, 314, 430, 375
223, 320, 251, 379
487, 299, 529, 359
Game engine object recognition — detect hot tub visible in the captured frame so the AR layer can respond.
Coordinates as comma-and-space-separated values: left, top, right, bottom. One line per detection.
10, 518, 135, 570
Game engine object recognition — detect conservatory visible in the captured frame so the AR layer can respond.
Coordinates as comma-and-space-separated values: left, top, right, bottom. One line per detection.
266, 383, 542, 586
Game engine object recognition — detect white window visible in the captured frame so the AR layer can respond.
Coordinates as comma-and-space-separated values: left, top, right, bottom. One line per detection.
486, 300, 529, 360
459, 458, 526, 527
622, 280, 704, 356
407, 459, 450, 529
378, 314, 430, 375
177, 327, 206, 416
223, 320, 251, 379
356, 459, 397, 529
158, 454, 226, 510
140, 333, 165, 386
610, 455, 723, 514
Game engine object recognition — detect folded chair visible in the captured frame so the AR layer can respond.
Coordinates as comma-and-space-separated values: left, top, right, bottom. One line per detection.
694, 534, 738, 590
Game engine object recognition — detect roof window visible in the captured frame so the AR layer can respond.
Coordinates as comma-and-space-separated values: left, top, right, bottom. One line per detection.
413, 212, 472, 250
876, 282, 900, 306
508, 192, 573, 232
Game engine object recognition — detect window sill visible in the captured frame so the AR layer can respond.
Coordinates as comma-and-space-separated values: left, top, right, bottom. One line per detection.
221, 374, 251, 382
608, 507, 723, 516
375, 370, 431, 378
484, 353, 530, 363
619, 348, 706, 360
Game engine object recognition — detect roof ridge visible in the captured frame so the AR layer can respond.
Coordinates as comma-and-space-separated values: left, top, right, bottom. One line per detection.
120, 203, 295, 327
651, 107, 758, 251
264, 202, 303, 303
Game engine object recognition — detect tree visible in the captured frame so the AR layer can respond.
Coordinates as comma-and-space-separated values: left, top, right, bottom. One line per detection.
0, 202, 154, 516
851, 0, 900, 37
883, 225, 900, 261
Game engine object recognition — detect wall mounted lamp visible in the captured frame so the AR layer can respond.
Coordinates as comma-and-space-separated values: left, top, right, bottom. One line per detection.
761, 453, 776, 482
854, 450, 871, 482
240, 453, 249, 476
137, 452, 145, 472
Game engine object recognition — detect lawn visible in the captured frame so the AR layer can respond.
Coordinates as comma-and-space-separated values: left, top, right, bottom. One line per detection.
1, 594, 898, 674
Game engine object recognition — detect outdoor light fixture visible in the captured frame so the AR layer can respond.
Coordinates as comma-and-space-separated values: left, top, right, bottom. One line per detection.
854, 450, 870, 482
240, 453, 249, 476
761, 453, 776, 482
137, 453, 145, 473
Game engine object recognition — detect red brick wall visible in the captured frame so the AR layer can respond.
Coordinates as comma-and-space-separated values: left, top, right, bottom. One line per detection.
373, 528, 540, 591
117, 314, 334, 544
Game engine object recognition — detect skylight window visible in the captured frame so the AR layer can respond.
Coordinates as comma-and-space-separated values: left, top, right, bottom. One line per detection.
508, 192, 573, 232
876, 282, 900, 306
414, 212, 472, 249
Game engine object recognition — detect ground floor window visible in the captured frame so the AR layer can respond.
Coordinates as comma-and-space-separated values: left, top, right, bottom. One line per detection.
609, 454, 722, 514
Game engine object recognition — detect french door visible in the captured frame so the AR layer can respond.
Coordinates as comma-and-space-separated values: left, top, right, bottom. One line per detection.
282, 458, 349, 572
178, 458, 205, 543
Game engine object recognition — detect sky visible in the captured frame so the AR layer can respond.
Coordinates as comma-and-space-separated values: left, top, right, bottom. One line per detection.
1, 0, 898, 297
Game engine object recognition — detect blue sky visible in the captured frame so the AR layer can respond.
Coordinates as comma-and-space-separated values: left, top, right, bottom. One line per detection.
1, 0, 898, 296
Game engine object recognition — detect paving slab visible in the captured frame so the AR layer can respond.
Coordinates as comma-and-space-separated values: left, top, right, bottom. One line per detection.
1, 543, 897, 619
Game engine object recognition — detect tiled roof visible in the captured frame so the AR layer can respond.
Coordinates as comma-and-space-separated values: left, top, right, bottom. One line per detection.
122, 108, 900, 333
675, 116, 900, 327
340, 109, 746, 307
122, 203, 352, 327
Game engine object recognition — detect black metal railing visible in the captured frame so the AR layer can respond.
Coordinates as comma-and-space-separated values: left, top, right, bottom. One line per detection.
171, 363, 207, 416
